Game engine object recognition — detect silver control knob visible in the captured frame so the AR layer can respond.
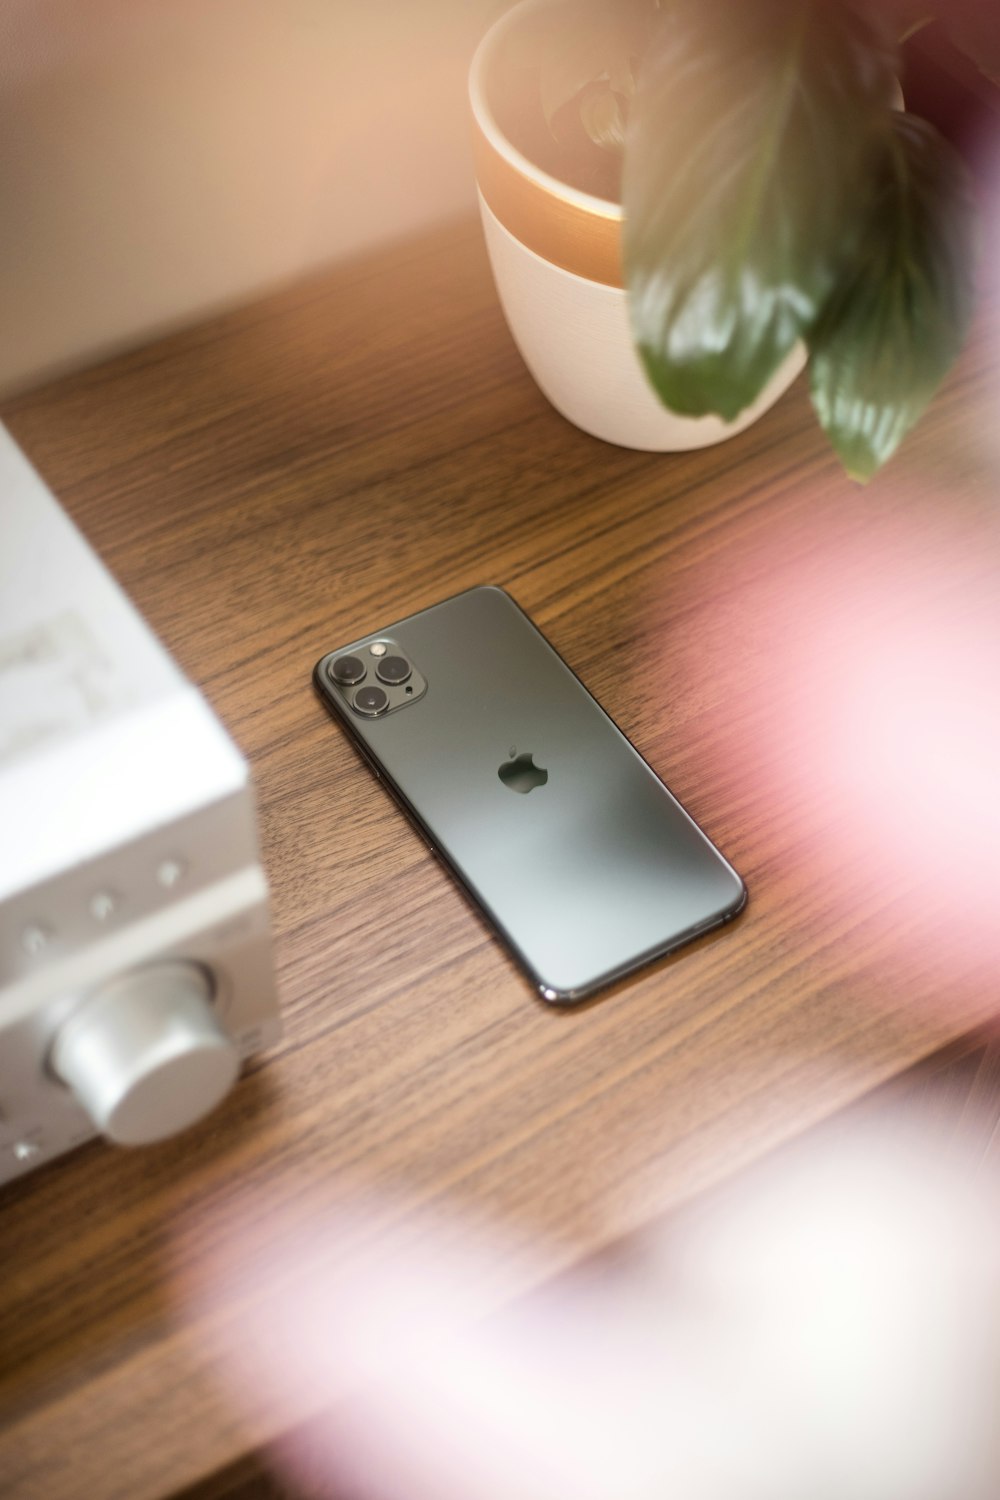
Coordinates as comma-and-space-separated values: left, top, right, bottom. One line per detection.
50, 962, 238, 1146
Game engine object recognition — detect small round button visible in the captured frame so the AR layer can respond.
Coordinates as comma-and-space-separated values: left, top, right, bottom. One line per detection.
157, 858, 186, 889
21, 924, 52, 956
329, 654, 366, 686
90, 891, 119, 922
375, 654, 411, 686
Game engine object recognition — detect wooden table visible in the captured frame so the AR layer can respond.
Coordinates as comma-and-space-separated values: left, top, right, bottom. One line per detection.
1, 216, 998, 1499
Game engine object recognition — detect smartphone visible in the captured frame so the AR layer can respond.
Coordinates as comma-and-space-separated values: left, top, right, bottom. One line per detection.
313, 586, 745, 1003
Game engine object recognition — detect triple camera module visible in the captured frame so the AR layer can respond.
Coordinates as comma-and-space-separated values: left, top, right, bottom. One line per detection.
325, 642, 426, 717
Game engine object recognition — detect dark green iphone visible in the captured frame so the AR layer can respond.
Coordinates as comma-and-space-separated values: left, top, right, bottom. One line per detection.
313, 586, 745, 1003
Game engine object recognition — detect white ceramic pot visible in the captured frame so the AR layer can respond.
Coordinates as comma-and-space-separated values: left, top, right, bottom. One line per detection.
469, 0, 806, 452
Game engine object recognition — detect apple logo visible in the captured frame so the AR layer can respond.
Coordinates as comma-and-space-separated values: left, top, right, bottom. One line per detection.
498, 751, 548, 794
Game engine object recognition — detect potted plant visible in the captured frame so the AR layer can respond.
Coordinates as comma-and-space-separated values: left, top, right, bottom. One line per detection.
470, 0, 990, 478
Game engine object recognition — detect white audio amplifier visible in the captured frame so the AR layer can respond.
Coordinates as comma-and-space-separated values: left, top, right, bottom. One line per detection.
0, 424, 281, 1185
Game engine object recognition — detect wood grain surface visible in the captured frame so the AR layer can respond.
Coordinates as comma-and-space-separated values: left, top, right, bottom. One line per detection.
1, 216, 998, 1499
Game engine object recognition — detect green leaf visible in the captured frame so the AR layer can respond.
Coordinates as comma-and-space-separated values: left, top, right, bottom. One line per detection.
624, 0, 899, 421
808, 111, 979, 481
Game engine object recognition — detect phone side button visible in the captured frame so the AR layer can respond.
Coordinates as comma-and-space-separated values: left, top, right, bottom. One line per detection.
358, 747, 382, 781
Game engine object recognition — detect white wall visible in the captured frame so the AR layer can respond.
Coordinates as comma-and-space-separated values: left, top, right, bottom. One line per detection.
0, 0, 505, 396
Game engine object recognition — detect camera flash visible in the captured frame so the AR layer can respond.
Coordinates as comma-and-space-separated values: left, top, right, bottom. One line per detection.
370, 643, 387, 657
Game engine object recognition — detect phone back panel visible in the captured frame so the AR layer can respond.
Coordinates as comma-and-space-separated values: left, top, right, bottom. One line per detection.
314, 586, 745, 1001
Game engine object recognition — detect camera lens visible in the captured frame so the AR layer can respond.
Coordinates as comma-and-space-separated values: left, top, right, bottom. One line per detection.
353, 685, 389, 716
330, 654, 366, 686
376, 654, 411, 685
